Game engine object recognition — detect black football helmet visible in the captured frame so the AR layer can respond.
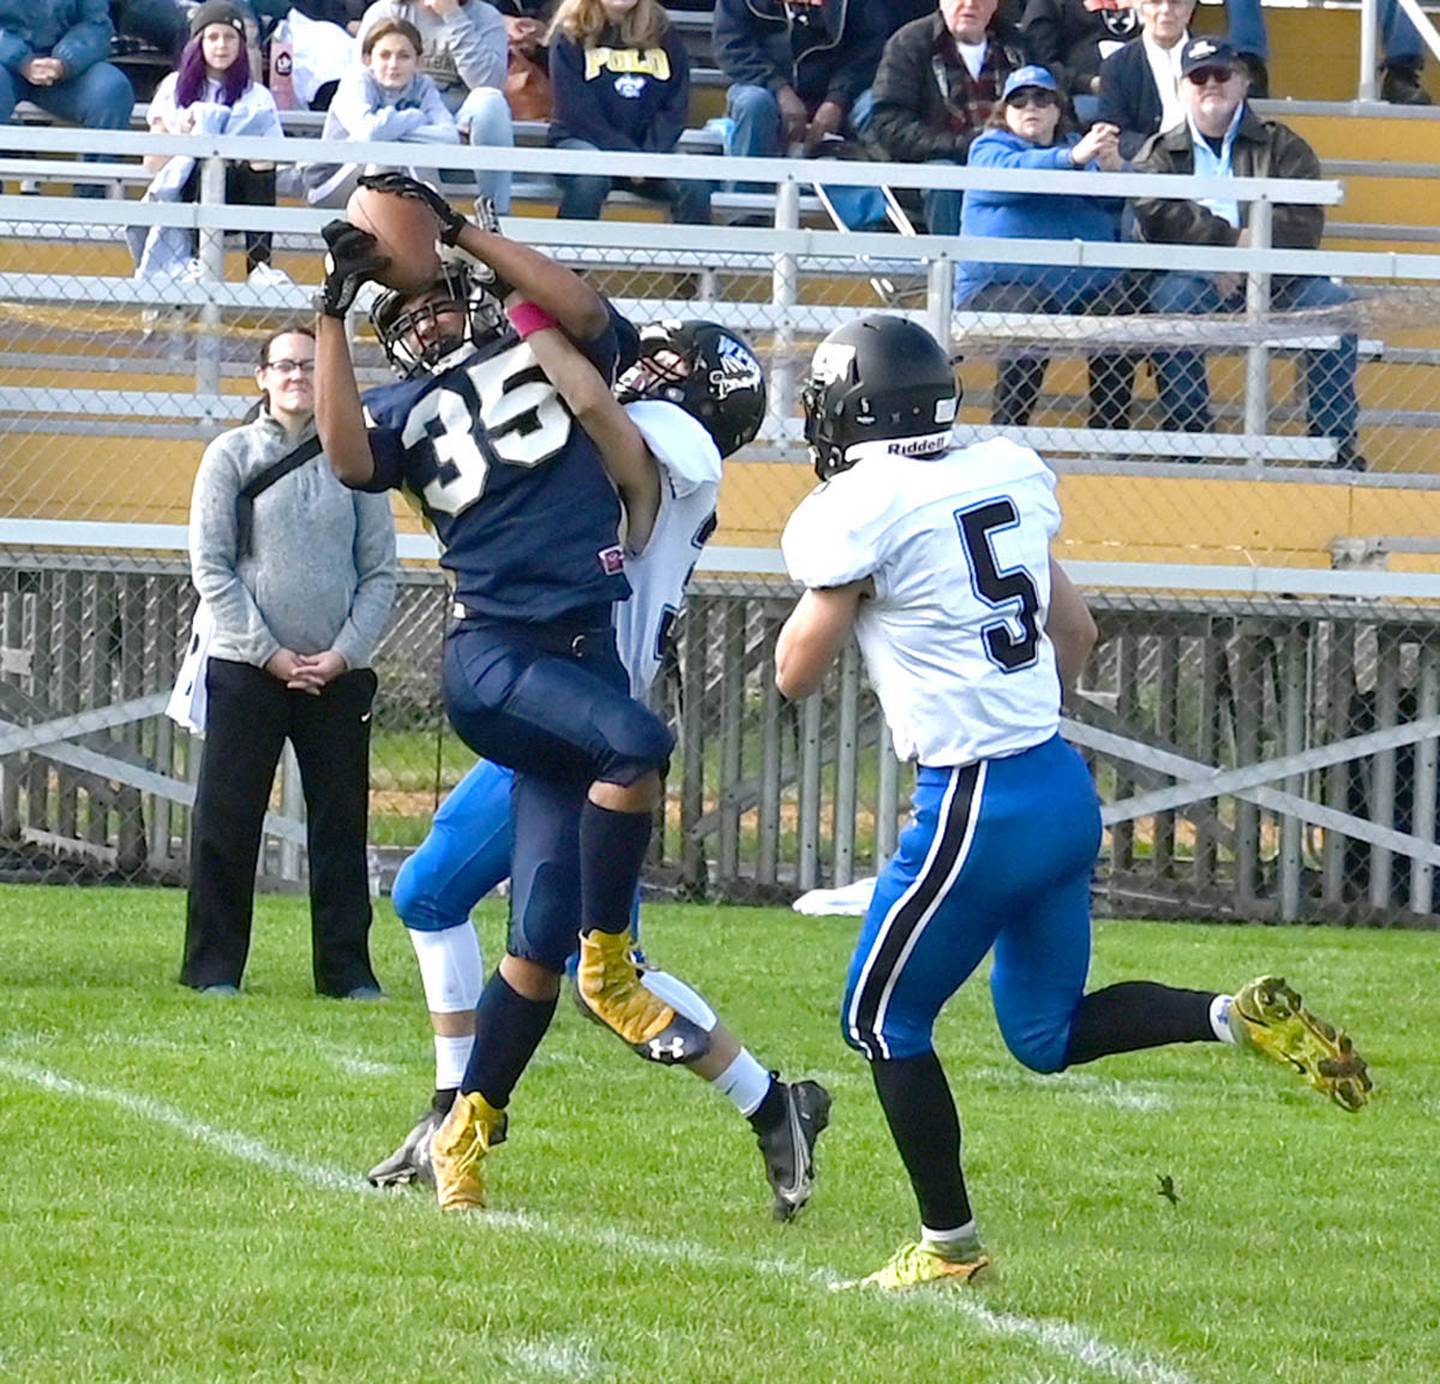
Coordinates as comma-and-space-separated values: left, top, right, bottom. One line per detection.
616, 320, 767, 459
371, 261, 508, 378
801, 316, 959, 481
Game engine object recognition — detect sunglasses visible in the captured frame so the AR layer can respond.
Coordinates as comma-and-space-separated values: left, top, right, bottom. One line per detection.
1187, 66, 1235, 86
1008, 90, 1059, 110
263, 358, 315, 375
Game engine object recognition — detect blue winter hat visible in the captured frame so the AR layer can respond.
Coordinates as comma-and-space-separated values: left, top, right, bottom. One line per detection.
1000, 66, 1061, 102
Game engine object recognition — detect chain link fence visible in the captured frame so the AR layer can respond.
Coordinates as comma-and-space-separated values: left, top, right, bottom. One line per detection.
3, 142, 1440, 924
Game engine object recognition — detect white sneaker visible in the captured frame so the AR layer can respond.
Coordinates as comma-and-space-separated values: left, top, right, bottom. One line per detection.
175, 258, 207, 283
247, 262, 293, 290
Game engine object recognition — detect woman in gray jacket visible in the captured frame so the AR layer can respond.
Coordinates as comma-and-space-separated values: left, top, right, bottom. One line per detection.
182, 326, 397, 998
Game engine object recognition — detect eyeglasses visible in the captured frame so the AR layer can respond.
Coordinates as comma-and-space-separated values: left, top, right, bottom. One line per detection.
1187, 66, 1235, 86
1008, 90, 1059, 110
263, 359, 315, 375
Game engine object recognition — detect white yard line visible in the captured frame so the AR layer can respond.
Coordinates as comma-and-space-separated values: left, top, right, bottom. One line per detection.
972, 1066, 1178, 1113
1, 1055, 1204, 1384
501, 1336, 603, 1380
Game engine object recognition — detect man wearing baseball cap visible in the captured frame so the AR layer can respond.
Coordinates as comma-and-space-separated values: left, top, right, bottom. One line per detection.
1134, 36, 1363, 470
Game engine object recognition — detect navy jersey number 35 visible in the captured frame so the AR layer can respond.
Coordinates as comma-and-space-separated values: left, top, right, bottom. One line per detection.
361, 328, 630, 624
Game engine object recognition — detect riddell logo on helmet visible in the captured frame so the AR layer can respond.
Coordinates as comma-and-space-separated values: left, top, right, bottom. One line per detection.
886, 434, 950, 456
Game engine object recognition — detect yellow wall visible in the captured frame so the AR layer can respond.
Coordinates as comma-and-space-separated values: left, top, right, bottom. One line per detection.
714, 463, 1440, 573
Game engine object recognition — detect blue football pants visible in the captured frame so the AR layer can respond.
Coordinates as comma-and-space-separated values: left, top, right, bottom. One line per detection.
843, 734, 1102, 1072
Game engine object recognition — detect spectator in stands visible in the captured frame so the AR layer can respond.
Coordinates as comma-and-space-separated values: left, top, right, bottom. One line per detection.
0, 0, 136, 196
1097, 0, 1195, 159
110, 1, 189, 62
1098, 0, 1273, 157
493, 0, 551, 119
1376, 5, 1431, 104
546, 0, 709, 223
182, 325, 396, 1000
132, 2, 288, 287
869, 0, 1030, 236
306, 17, 460, 205
884, 0, 1024, 35
357, 0, 514, 210
1135, 38, 1363, 469
955, 65, 1134, 429
714, 0, 888, 164
1022, 0, 1137, 123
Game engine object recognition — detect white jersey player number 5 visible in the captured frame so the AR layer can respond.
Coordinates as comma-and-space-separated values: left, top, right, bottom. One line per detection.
955, 497, 1042, 673
401, 342, 574, 517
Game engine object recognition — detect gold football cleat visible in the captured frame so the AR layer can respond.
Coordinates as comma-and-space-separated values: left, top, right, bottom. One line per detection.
836, 1241, 990, 1291
575, 929, 709, 1063
1228, 976, 1373, 1112
431, 1091, 507, 1212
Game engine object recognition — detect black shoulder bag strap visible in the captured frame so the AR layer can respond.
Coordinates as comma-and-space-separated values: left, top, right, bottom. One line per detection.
234, 435, 324, 559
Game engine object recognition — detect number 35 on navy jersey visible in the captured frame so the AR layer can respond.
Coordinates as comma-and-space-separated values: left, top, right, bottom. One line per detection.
360, 329, 629, 623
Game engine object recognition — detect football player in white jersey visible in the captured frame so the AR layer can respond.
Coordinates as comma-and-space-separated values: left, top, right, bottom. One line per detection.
776, 315, 1372, 1290
367, 320, 833, 1220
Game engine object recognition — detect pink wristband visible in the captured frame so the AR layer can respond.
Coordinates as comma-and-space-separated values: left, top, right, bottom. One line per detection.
508, 301, 559, 339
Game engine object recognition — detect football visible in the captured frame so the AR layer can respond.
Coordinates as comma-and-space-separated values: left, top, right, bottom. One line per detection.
344, 183, 442, 294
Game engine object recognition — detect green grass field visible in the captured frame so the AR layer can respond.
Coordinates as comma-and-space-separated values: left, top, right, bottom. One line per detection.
2, 887, 1436, 1383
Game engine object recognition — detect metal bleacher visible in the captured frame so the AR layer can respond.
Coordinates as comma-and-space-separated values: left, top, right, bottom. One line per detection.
5, 0, 1440, 520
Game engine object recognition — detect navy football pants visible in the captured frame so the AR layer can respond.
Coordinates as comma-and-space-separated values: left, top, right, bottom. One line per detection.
441, 614, 672, 971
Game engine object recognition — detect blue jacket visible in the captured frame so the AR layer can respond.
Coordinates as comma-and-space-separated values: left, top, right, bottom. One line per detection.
548, 29, 691, 153
956, 126, 1123, 305
0, 0, 113, 78
713, 0, 886, 112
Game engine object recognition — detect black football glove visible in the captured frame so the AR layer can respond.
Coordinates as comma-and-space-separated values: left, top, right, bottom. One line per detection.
357, 171, 467, 246
430, 191, 515, 302
316, 220, 390, 319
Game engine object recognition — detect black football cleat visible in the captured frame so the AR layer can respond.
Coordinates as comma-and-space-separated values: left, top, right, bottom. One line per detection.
367, 1108, 440, 1188
757, 1079, 832, 1221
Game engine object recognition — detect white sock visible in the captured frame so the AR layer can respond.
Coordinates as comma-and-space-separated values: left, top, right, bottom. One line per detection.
921, 1218, 982, 1257
712, 1049, 773, 1117
1210, 994, 1238, 1044
408, 922, 483, 1015
434, 1034, 473, 1091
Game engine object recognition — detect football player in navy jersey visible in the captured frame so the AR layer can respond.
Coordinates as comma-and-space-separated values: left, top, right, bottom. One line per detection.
777, 315, 1373, 1289
365, 318, 833, 1220
314, 176, 828, 1215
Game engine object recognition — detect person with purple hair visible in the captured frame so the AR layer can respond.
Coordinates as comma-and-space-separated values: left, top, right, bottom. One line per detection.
135, 1, 289, 287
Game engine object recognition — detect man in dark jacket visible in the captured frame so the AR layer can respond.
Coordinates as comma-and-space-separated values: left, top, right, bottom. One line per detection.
0, 0, 135, 194
1135, 38, 1361, 468
714, 0, 887, 161
869, 0, 1030, 235
1095, 0, 1290, 159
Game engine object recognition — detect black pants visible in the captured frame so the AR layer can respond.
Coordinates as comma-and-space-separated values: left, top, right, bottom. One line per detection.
962, 277, 1138, 431
180, 159, 277, 273
182, 658, 379, 996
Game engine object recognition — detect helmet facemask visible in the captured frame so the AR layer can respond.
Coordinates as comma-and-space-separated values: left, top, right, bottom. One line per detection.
618, 321, 767, 459
371, 265, 508, 379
